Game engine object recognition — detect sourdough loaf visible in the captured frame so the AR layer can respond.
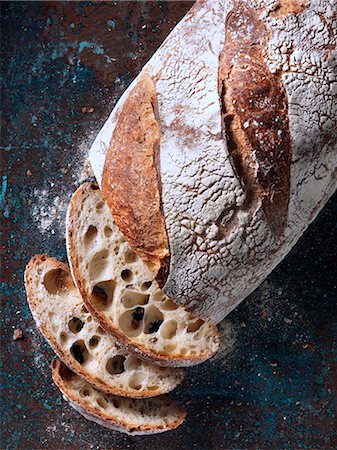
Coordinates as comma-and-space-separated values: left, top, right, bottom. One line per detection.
52, 359, 185, 435
89, 0, 337, 323
25, 254, 182, 397
66, 183, 220, 367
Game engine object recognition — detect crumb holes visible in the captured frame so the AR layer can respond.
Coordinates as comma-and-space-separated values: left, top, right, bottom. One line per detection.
91, 184, 99, 191
128, 373, 144, 390
114, 246, 120, 254
68, 317, 84, 334
96, 201, 104, 211
187, 319, 204, 333
152, 291, 164, 302
141, 281, 152, 291
96, 397, 108, 409
80, 388, 91, 397
112, 398, 121, 409
89, 335, 100, 348
43, 269, 71, 295
70, 340, 89, 364
180, 347, 188, 355
60, 332, 68, 343
148, 385, 159, 391
89, 249, 110, 279
119, 308, 144, 337
91, 280, 115, 310
164, 343, 177, 353
124, 249, 137, 263
80, 305, 88, 314
84, 225, 97, 246
121, 291, 149, 309
144, 306, 164, 334
160, 320, 177, 339
121, 269, 133, 282
104, 226, 113, 238
161, 299, 178, 311
124, 356, 142, 371
106, 355, 126, 375
96, 326, 106, 335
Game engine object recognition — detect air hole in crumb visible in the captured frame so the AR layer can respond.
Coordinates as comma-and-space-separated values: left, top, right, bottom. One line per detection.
104, 226, 113, 238
114, 246, 120, 254
187, 319, 204, 333
89, 250, 110, 279
70, 340, 89, 364
128, 373, 143, 390
124, 249, 137, 263
121, 291, 149, 309
89, 335, 100, 348
113, 398, 121, 408
43, 269, 71, 295
121, 269, 133, 282
180, 347, 188, 355
152, 291, 164, 302
119, 308, 144, 337
80, 388, 90, 397
68, 317, 84, 334
96, 397, 107, 409
124, 356, 142, 371
164, 343, 177, 353
160, 320, 177, 339
84, 225, 97, 246
60, 332, 68, 343
96, 326, 106, 335
96, 201, 104, 211
144, 306, 164, 334
91, 280, 115, 310
141, 281, 152, 291
106, 355, 126, 375
161, 299, 178, 310
81, 305, 88, 314
148, 385, 159, 391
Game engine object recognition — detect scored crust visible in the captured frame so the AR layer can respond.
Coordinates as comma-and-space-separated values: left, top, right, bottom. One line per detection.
25, 254, 182, 397
66, 183, 220, 367
52, 359, 186, 435
102, 73, 170, 286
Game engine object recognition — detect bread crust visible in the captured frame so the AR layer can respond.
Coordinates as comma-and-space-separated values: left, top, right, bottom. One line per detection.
66, 183, 220, 367
51, 359, 186, 435
102, 74, 170, 286
25, 254, 182, 396
89, 0, 337, 323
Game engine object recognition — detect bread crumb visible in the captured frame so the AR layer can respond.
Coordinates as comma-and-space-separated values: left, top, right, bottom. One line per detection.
26, 169, 32, 177
284, 317, 292, 324
13, 329, 23, 340
82, 107, 95, 113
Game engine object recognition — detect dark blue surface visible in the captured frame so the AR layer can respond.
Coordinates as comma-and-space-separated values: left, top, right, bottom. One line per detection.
1, 2, 336, 449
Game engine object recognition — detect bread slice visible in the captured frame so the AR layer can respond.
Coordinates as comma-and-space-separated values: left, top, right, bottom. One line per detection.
66, 183, 220, 367
52, 359, 185, 435
25, 254, 182, 397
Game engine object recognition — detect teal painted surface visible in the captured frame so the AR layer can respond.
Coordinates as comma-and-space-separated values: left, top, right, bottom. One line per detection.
1, 2, 336, 449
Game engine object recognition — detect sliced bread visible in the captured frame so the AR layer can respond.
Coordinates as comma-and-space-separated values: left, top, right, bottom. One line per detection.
52, 359, 185, 435
25, 254, 182, 397
66, 183, 220, 367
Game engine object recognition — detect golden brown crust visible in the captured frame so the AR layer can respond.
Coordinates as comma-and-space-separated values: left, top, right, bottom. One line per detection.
51, 359, 186, 435
25, 253, 181, 396
102, 74, 170, 285
219, 2, 292, 236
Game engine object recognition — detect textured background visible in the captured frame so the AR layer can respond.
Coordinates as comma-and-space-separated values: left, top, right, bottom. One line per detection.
1, 2, 336, 449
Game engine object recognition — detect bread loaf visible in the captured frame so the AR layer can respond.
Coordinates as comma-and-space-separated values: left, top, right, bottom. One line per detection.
66, 183, 220, 367
89, 0, 337, 323
52, 359, 186, 435
25, 254, 182, 397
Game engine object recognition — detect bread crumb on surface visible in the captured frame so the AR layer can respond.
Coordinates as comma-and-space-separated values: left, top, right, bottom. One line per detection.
26, 169, 32, 177
13, 329, 23, 340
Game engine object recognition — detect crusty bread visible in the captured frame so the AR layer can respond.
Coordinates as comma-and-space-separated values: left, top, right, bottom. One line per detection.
25, 254, 182, 397
66, 183, 220, 367
89, 0, 337, 323
52, 359, 185, 435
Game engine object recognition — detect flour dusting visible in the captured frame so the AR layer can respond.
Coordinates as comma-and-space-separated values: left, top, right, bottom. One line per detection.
30, 134, 95, 238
